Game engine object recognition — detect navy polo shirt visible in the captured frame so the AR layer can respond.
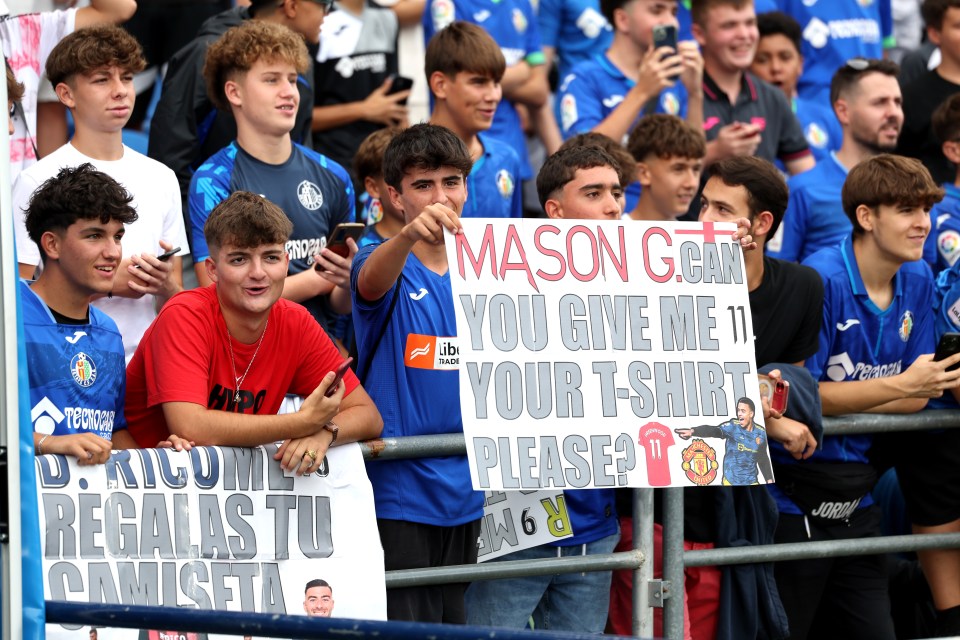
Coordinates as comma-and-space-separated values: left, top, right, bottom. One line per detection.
701, 70, 811, 167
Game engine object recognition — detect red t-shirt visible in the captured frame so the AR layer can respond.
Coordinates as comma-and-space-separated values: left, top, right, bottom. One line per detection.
125, 286, 358, 448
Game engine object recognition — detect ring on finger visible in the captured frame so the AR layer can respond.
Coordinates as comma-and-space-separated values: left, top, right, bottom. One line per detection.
305, 449, 318, 461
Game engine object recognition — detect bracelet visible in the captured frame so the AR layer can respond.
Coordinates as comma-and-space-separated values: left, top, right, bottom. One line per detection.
322, 421, 339, 445
37, 434, 49, 455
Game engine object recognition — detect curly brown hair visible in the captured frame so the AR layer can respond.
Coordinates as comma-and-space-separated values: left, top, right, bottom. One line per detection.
627, 114, 705, 163
45, 25, 146, 88
26, 164, 138, 263
203, 21, 310, 113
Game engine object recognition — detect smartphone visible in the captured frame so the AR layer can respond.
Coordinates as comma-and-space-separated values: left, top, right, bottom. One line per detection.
935, 332, 960, 372
324, 357, 354, 397
319, 223, 365, 263
157, 246, 181, 262
135, 246, 181, 268
758, 375, 790, 414
652, 24, 678, 51
652, 24, 681, 79
386, 75, 415, 106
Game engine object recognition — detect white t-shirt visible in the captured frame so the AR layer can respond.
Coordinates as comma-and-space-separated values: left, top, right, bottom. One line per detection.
1, 8, 75, 175
13, 142, 190, 362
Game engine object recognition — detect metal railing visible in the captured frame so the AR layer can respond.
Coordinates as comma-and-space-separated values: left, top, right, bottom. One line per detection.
43, 411, 960, 639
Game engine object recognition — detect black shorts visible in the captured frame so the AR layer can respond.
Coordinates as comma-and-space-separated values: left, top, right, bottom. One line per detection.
894, 427, 960, 527
775, 505, 895, 640
378, 518, 481, 624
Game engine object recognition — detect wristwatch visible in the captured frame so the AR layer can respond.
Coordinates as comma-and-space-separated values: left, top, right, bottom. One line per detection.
322, 421, 339, 445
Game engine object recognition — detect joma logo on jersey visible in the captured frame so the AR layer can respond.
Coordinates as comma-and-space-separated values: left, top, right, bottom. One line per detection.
405, 334, 459, 370
825, 352, 902, 382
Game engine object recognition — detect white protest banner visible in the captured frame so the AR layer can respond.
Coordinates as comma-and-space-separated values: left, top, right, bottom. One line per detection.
37, 443, 386, 639
477, 490, 573, 561
446, 219, 770, 490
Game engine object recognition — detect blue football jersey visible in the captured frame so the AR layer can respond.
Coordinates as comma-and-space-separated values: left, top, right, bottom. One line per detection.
558, 54, 688, 212
537, 0, 612, 82
775, 0, 894, 104
794, 95, 841, 164
768, 152, 849, 263
769, 237, 934, 513
351, 244, 484, 525
464, 133, 523, 219
189, 141, 355, 333
21, 280, 127, 441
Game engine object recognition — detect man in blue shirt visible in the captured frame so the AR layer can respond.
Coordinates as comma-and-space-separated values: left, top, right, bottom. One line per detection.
426, 21, 523, 219
189, 21, 356, 338
772, 154, 958, 640
424, 0, 547, 180
558, 0, 703, 211
769, 59, 902, 262
351, 124, 483, 623
22, 163, 138, 462
751, 11, 841, 165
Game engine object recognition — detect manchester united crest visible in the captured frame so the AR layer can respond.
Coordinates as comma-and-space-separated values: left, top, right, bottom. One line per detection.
681, 439, 719, 486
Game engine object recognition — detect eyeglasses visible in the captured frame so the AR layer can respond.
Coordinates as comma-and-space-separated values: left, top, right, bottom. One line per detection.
278, 0, 334, 13
304, 0, 335, 13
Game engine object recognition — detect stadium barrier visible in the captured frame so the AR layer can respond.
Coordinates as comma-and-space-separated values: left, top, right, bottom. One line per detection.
43, 411, 960, 639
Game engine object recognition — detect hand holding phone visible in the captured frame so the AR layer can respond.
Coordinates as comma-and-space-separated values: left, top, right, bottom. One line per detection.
935, 332, 960, 372
157, 246, 181, 262
324, 357, 354, 397
320, 223, 365, 263
386, 75, 415, 106
652, 24, 682, 79
759, 374, 789, 414
135, 246, 181, 269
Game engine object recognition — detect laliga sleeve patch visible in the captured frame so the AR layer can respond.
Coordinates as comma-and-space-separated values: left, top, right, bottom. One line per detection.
430, 0, 455, 31
939, 229, 960, 266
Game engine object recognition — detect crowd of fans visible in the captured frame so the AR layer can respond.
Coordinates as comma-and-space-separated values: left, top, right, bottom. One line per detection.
6, 0, 960, 638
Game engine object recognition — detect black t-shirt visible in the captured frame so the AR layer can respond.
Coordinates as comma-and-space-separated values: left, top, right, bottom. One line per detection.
749, 256, 824, 367
898, 69, 960, 186
681, 255, 824, 542
312, 2, 399, 177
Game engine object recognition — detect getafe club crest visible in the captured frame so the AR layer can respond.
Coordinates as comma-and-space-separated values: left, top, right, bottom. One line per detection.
899, 310, 914, 342
496, 169, 515, 199
297, 180, 324, 211
70, 352, 97, 388
681, 439, 718, 485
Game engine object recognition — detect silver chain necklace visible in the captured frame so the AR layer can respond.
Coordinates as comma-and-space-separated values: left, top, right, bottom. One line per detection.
226, 317, 269, 403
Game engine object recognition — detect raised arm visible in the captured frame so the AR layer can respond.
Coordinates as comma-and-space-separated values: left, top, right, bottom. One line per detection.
75, 0, 137, 28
